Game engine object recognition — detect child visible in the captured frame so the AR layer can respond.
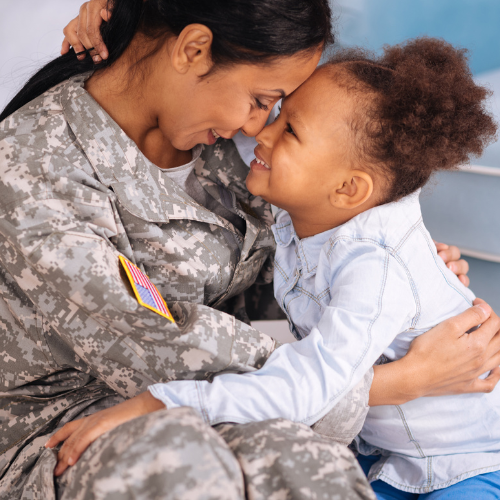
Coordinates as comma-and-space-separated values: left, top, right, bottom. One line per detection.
65, 38, 497, 496
147, 39, 499, 497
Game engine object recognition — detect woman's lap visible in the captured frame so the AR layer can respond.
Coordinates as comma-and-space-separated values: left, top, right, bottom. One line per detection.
51, 408, 375, 500
358, 454, 500, 500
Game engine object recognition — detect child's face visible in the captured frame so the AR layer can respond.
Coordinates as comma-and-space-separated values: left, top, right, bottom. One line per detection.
246, 67, 358, 217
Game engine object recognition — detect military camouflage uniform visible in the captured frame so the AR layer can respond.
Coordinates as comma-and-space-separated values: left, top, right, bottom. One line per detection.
0, 74, 374, 499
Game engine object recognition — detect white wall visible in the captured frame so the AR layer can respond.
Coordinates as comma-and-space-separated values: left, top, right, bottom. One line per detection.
0, 1, 82, 110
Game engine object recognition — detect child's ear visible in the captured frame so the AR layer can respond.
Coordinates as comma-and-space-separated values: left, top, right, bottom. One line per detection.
329, 170, 374, 209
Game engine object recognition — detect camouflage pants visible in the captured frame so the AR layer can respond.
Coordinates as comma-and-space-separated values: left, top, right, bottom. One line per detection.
11, 400, 374, 500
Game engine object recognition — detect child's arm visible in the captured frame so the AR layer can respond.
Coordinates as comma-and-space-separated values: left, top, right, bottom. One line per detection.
149, 240, 415, 426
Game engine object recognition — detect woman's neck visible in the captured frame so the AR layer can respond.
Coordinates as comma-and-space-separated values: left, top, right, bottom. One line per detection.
84, 39, 192, 169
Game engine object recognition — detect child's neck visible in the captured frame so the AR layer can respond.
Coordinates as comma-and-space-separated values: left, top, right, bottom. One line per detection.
287, 203, 375, 239
287, 211, 348, 239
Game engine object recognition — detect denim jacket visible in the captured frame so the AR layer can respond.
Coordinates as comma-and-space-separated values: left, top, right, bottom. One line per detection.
151, 191, 500, 493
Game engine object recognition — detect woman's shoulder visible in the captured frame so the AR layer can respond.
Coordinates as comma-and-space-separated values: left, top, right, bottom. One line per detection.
0, 79, 80, 161
0, 79, 96, 185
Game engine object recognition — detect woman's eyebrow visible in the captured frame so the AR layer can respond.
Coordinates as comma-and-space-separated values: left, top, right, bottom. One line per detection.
259, 88, 286, 98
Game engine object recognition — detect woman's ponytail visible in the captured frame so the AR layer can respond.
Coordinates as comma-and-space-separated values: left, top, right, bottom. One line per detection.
1, 0, 333, 122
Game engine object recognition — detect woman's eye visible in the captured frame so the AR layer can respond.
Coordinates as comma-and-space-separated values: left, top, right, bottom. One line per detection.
254, 98, 269, 111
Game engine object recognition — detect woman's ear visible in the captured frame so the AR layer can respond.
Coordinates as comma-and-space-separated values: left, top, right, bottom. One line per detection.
330, 170, 374, 209
170, 24, 213, 75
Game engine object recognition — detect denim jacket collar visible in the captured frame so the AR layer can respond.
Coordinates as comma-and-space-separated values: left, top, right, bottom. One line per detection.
272, 211, 340, 279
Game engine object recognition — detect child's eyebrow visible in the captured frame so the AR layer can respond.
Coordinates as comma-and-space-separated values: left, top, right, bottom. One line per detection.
288, 110, 305, 130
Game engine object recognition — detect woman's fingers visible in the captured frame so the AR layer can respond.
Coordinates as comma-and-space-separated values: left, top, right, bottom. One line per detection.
458, 273, 470, 287
76, 4, 95, 58
83, 1, 110, 61
446, 302, 492, 340
63, 16, 86, 59
436, 242, 461, 264
447, 258, 469, 278
61, 38, 71, 56
434, 242, 470, 284
470, 300, 500, 346
481, 366, 500, 391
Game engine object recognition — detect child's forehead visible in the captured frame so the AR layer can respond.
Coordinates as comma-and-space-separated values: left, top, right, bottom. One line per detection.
286, 67, 355, 118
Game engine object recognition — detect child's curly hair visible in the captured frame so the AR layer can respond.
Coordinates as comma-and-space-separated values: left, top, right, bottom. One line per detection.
327, 37, 497, 203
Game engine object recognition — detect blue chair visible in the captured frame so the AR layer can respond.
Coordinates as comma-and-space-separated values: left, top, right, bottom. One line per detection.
420, 165, 500, 311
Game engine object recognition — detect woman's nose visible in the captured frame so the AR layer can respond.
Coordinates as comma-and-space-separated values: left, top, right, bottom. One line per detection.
240, 109, 272, 138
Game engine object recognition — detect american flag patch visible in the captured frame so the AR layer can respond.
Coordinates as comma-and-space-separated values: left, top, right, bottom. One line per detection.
119, 255, 175, 323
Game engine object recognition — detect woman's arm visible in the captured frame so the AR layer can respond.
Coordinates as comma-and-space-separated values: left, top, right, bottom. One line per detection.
369, 300, 500, 406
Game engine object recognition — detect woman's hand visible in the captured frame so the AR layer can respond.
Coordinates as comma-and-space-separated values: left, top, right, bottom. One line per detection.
45, 391, 165, 476
61, 0, 111, 62
435, 241, 470, 286
370, 299, 500, 406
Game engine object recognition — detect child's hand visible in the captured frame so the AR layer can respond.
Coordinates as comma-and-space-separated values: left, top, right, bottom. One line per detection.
434, 241, 470, 286
45, 391, 165, 476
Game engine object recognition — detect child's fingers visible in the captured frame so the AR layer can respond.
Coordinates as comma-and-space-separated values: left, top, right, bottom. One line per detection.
45, 420, 81, 449
54, 422, 105, 476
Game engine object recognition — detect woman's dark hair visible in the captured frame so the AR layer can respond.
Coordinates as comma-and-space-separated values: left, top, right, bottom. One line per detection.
326, 37, 497, 203
0, 0, 333, 122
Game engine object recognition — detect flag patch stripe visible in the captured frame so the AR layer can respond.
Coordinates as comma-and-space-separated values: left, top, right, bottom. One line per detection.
119, 255, 174, 322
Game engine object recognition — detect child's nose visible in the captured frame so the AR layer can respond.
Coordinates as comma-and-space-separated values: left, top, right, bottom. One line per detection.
255, 121, 276, 148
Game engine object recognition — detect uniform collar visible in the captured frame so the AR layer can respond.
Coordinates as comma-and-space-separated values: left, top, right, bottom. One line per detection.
58, 74, 275, 260
59, 73, 221, 226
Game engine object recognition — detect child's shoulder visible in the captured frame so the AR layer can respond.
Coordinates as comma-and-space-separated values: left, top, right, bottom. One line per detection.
330, 191, 423, 254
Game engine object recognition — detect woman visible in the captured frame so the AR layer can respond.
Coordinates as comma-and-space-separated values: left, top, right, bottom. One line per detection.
0, 1, 498, 499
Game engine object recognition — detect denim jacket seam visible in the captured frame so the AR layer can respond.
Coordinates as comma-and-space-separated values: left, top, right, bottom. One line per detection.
298, 250, 391, 425
375, 461, 500, 493
394, 405, 426, 458
389, 250, 421, 328
394, 217, 423, 254
317, 287, 330, 301
274, 260, 289, 282
195, 381, 211, 424
417, 225, 473, 306
294, 286, 323, 307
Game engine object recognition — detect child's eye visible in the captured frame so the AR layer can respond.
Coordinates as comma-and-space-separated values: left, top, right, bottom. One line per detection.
286, 123, 295, 136
254, 98, 269, 111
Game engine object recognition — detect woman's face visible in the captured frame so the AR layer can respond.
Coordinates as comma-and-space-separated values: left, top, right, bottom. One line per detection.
155, 49, 322, 151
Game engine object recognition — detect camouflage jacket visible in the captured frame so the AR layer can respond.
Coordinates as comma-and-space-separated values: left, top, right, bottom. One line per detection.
0, 75, 278, 480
